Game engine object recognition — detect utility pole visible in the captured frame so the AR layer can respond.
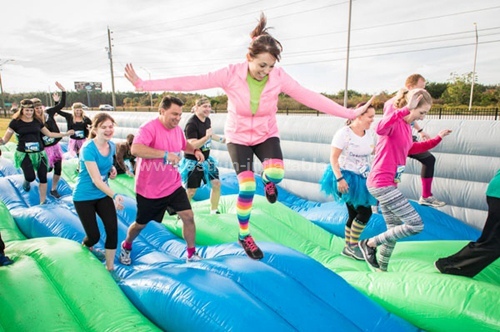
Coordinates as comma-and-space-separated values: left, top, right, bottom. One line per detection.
343, 0, 352, 107
107, 27, 117, 110
0, 59, 15, 117
468, 23, 478, 112
140, 67, 153, 108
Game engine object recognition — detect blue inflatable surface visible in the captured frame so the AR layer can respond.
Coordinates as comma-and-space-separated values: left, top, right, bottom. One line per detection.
0, 156, 415, 331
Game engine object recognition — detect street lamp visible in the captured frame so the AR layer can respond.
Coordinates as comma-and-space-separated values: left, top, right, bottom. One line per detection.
140, 66, 153, 108
0, 59, 15, 116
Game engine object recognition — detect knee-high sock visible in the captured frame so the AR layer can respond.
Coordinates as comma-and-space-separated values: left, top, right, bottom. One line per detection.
348, 219, 366, 247
262, 159, 285, 184
421, 177, 433, 198
237, 171, 256, 239
344, 225, 351, 247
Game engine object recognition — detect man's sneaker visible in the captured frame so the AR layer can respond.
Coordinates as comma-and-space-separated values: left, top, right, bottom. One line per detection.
186, 253, 202, 263
50, 190, 61, 198
264, 181, 277, 204
0, 254, 13, 266
119, 242, 132, 265
419, 196, 446, 208
359, 239, 380, 271
23, 180, 30, 192
239, 235, 264, 260
341, 246, 364, 261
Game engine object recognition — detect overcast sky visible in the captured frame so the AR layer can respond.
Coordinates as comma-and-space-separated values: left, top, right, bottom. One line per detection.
1, 0, 499, 97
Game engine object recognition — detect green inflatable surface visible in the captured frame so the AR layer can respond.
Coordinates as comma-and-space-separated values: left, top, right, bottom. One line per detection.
162, 196, 500, 332
0, 202, 160, 331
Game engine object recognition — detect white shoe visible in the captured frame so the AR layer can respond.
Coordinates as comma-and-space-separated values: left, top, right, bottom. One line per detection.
119, 242, 132, 265
186, 253, 202, 263
419, 196, 446, 207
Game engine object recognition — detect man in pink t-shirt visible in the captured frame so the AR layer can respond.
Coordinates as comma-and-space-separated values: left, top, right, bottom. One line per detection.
118, 96, 205, 264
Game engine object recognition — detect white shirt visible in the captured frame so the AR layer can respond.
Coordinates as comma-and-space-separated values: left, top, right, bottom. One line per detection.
331, 126, 376, 175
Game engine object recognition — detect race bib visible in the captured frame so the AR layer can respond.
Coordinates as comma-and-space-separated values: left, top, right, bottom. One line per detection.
75, 130, 85, 138
42, 136, 56, 145
201, 138, 211, 152
358, 164, 370, 178
394, 165, 405, 183
25, 142, 40, 152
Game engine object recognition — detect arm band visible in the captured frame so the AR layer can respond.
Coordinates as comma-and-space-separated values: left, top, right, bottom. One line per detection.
336, 177, 344, 182
112, 193, 118, 200
417, 128, 423, 133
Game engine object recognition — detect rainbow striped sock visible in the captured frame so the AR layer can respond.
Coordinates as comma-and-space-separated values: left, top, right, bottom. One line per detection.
262, 158, 284, 184
236, 171, 256, 239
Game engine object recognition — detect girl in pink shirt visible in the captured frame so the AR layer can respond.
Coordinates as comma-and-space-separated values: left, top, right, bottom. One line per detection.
359, 89, 452, 271
124, 13, 373, 260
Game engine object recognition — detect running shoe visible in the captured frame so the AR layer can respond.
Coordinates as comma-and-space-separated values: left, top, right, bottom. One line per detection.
239, 235, 264, 260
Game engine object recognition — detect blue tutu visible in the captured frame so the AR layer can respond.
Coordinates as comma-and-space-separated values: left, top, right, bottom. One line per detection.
178, 155, 218, 188
319, 165, 377, 209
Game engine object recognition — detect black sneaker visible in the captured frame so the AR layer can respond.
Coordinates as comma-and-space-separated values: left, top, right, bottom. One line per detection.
0, 253, 13, 266
50, 190, 61, 198
359, 239, 380, 271
264, 181, 277, 203
239, 235, 264, 260
23, 180, 30, 192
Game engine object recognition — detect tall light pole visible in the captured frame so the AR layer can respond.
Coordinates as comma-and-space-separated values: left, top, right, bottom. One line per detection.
140, 67, 153, 108
343, 0, 353, 107
0, 59, 15, 117
468, 23, 478, 112
107, 27, 117, 109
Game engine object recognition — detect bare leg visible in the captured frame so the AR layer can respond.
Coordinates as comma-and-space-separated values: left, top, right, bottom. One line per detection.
39, 183, 47, 204
52, 174, 60, 192
105, 249, 116, 271
177, 209, 196, 248
124, 222, 147, 244
210, 179, 221, 211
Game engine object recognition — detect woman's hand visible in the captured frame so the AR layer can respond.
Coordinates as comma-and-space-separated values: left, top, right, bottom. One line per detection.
109, 166, 117, 179
407, 91, 423, 110
66, 130, 75, 136
353, 95, 375, 117
337, 179, 349, 194
113, 194, 124, 210
438, 129, 452, 138
124, 64, 141, 88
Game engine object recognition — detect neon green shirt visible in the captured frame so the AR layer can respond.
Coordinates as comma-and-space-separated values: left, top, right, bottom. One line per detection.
247, 73, 268, 115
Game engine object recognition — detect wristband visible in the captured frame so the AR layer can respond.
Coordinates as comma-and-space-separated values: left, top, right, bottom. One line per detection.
163, 151, 169, 164
336, 177, 344, 182
219, 137, 224, 142
417, 128, 423, 133
112, 193, 118, 200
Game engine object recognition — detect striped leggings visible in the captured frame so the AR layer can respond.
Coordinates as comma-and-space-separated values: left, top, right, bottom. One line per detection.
367, 186, 424, 271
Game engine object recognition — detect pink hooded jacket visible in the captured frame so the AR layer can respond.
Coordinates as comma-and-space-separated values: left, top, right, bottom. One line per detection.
133, 62, 356, 146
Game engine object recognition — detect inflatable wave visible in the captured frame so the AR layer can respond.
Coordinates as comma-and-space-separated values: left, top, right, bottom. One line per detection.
0, 155, 414, 331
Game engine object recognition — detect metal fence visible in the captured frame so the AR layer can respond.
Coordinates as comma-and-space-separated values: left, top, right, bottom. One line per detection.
276, 107, 500, 120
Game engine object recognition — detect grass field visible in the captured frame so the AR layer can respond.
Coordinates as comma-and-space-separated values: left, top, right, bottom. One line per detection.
0, 118, 10, 138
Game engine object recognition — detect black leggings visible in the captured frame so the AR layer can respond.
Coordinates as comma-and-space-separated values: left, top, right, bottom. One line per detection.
21, 154, 48, 183
0, 232, 5, 254
408, 151, 435, 178
346, 203, 372, 227
53, 159, 62, 176
226, 137, 283, 175
437, 196, 500, 277
74, 197, 118, 249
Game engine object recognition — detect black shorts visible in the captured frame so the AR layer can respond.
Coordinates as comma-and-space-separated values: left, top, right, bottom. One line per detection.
186, 159, 219, 189
136, 186, 192, 225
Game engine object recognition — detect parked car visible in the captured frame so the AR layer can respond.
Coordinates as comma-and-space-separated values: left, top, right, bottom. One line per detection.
81, 104, 90, 110
99, 104, 114, 111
